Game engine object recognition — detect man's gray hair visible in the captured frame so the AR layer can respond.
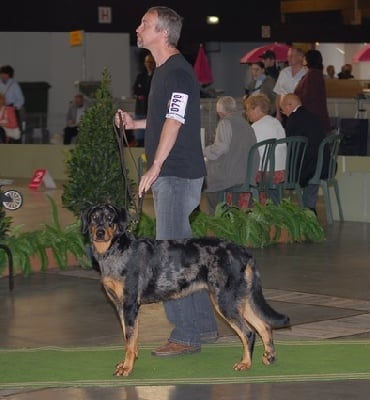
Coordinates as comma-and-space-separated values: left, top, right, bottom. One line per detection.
217, 96, 237, 114
148, 6, 183, 47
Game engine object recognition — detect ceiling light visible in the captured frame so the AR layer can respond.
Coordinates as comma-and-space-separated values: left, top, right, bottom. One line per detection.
206, 16, 219, 25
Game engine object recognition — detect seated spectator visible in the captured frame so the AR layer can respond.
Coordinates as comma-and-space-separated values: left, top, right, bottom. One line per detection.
244, 93, 286, 204
203, 96, 258, 214
338, 64, 354, 79
63, 93, 91, 144
280, 93, 329, 214
245, 61, 276, 115
0, 93, 21, 143
325, 65, 336, 79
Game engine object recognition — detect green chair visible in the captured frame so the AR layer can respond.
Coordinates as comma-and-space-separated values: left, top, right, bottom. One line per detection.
307, 133, 344, 224
218, 138, 277, 208
272, 136, 308, 207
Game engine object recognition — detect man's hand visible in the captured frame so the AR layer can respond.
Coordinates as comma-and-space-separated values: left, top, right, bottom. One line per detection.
114, 109, 135, 130
138, 161, 161, 198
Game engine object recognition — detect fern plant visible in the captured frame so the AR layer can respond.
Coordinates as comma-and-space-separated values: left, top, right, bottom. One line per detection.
134, 199, 325, 248
0, 196, 90, 276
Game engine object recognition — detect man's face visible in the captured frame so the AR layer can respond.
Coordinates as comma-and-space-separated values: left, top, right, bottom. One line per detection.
263, 58, 275, 68
280, 99, 292, 116
136, 11, 162, 49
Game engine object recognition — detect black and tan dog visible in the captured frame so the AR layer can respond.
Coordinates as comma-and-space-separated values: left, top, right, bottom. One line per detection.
82, 204, 290, 377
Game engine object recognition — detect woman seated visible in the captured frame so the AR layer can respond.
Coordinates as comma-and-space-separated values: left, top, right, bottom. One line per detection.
244, 93, 286, 204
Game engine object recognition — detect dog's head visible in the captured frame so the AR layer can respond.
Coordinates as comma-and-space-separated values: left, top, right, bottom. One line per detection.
81, 205, 129, 254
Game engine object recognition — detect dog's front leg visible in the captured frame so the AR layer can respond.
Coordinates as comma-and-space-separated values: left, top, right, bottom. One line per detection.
114, 304, 140, 377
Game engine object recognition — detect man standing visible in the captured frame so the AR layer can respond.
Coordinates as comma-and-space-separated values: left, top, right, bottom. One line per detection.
116, 6, 218, 357
259, 50, 279, 81
273, 47, 306, 125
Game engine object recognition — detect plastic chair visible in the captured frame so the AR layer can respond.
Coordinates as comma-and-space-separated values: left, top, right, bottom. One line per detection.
218, 138, 277, 207
307, 133, 344, 224
272, 136, 308, 207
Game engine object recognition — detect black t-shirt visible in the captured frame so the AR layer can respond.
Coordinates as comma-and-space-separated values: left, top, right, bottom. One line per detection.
145, 53, 206, 179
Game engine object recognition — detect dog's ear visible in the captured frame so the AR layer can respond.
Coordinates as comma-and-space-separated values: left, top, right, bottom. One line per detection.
81, 207, 93, 234
109, 205, 129, 233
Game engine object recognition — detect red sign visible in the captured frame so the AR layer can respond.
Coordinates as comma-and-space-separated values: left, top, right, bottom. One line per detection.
29, 169, 56, 190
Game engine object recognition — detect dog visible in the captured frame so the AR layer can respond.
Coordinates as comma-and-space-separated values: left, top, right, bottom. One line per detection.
81, 204, 290, 377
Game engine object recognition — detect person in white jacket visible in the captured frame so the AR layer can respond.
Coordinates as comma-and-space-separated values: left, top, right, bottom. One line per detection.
244, 93, 286, 204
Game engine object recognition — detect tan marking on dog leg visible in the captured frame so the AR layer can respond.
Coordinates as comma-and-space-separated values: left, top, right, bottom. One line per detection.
241, 300, 276, 367
115, 319, 139, 377
101, 277, 138, 376
209, 295, 252, 371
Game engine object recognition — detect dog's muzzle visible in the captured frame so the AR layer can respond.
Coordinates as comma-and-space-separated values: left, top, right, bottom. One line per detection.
94, 227, 108, 241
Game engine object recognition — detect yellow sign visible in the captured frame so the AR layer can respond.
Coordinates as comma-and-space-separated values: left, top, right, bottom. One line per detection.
70, 30, 83, 47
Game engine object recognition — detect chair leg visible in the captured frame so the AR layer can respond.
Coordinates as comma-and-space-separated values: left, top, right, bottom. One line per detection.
333, 181, 344, 222
321, 182, 334, 224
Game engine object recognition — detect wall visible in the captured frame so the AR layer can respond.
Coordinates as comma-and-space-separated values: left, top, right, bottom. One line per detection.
0, 32, 130, 137
1, 33, 368, 138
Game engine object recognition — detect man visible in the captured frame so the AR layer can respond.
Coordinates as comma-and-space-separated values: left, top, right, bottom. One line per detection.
115, 6, 218, 357
63, 93, 90, 144
273, 47, 306, 126
280, 93, 329, 214
203, 96, 258, 214
259, 50, 279, 80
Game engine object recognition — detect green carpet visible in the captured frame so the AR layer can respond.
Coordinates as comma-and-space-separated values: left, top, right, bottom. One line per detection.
1, 341, 370, 388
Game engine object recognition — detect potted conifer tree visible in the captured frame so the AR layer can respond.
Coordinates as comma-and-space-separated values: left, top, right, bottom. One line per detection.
62, 68, 134, 217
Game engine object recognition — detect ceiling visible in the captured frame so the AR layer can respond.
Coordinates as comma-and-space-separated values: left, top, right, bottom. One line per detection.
1, 1, 369, 46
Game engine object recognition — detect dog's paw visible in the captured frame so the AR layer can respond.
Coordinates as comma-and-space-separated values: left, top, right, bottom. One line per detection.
233, 361, 251, 371
262, 351, 276, 366
114, 361, 133, 377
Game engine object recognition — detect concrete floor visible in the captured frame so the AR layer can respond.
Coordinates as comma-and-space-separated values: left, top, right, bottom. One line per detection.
1, 180, 370, 399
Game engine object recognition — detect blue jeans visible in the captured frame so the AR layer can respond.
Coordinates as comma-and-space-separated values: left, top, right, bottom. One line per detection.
151, 176, 218, 347
302, 184, 319, 209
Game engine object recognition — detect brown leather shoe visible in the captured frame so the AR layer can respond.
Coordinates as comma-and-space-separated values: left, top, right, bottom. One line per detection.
151, 341, 201, 357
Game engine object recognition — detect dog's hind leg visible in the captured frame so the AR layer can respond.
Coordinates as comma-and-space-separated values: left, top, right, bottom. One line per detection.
241, 303, 276, 366
211, 301, 254, 371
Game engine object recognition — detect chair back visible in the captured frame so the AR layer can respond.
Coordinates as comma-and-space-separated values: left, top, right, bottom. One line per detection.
254, 138, 278, 193
309, 133, 340, 185
218, 138, 276, 207
277, 136, 308, 190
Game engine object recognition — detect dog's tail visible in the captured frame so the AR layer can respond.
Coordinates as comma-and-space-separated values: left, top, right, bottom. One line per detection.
248, 259, 291, 329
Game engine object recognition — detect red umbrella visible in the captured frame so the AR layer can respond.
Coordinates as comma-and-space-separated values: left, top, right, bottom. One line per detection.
240, 43, 291, 64
194, 44, 213, 85
353, 44, 370, 62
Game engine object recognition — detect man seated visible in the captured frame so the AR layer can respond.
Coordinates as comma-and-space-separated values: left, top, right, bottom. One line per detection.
280, 93, 329, 214
63, 93, 91, 144
203, 96, 258, 214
